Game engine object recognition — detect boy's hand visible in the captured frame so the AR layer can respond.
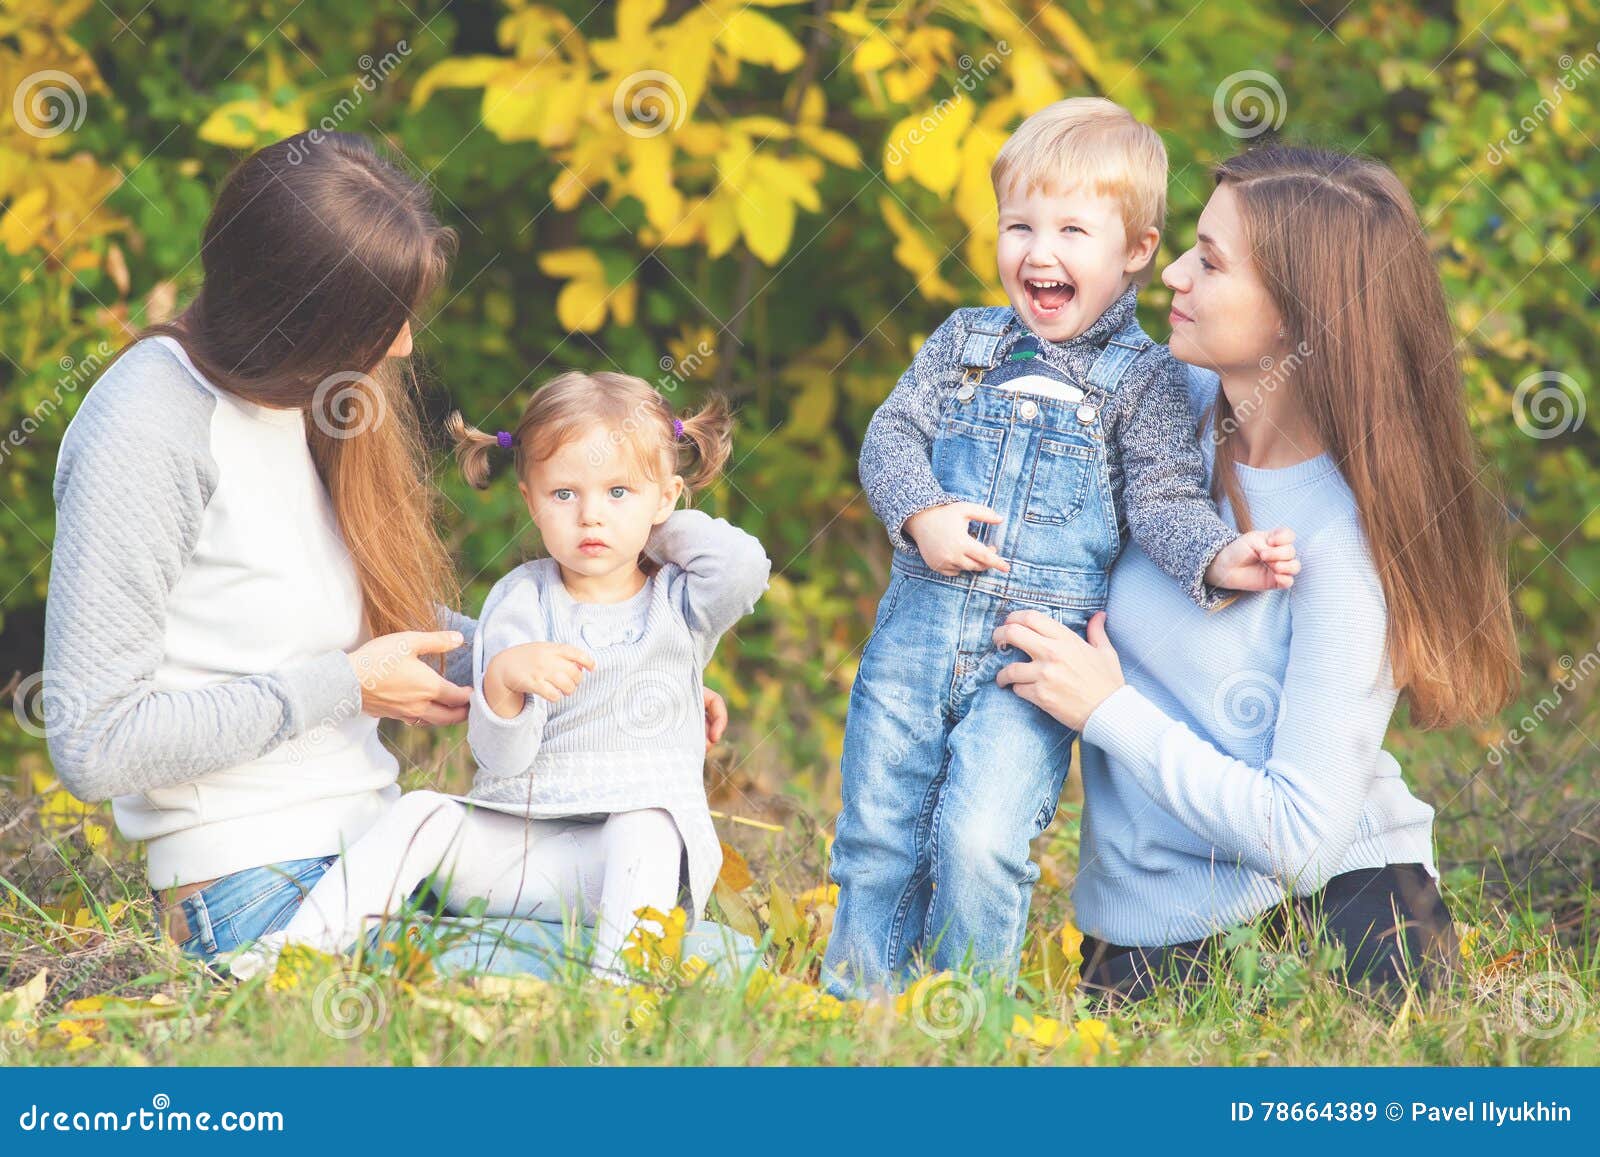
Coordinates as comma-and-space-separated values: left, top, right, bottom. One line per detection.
1204, 527, 1299, 592
484, 642, 597, 717
904, 502, 1011, 576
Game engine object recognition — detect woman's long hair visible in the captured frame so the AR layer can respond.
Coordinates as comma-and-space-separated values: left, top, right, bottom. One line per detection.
1209, 145, 1518, 727
140, 131, 460, 644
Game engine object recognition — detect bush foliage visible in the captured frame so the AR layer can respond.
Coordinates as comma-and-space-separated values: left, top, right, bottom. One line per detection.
2, 0, 1597, 819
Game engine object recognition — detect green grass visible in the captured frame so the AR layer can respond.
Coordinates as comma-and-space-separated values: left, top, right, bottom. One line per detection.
2, 809, 1595, 1067
0, 883, 1594, 1066
3, 679, 1597, 1067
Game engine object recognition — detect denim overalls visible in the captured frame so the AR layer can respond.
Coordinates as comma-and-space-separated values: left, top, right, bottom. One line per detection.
825, 306, 1156, 996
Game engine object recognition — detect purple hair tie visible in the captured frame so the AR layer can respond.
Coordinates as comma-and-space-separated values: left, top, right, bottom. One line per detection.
496, 430, 514, 449
672, 417, 685, 440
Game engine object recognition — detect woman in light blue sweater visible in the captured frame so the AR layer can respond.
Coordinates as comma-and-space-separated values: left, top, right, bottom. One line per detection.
991, 147, 1519, 1002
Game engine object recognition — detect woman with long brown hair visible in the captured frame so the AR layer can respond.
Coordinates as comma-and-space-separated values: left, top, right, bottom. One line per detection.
989, 145, 1518, 1001
41, 131, 726, 963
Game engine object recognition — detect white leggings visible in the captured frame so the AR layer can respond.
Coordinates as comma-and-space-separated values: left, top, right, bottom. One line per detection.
281, 790, 686, 975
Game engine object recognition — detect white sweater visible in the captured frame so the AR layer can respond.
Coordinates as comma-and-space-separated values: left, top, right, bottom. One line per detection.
44, 336, 475, 888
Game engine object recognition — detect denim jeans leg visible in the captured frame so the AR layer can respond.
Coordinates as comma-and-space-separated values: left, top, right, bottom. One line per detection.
923, 656, 1077, 979
165, 856, 336, 961
824, 576, 960, 997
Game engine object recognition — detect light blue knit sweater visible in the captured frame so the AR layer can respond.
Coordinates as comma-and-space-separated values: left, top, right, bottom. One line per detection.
1072, 366, 1440, 947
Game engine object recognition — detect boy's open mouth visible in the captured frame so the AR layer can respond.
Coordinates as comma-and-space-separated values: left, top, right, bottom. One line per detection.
1024, 278, 1075, 317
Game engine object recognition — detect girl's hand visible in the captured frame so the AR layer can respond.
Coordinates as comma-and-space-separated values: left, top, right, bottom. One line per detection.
348, 630, 473, 726
993, 610, 1125, 732
490, 642, 597, 703
1204, 527, 1299, 592
702, 686, 728, 749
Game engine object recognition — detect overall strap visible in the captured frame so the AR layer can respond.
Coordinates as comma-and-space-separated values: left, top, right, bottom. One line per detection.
1085, 318, 1155, 397
957, 306, 1015, 373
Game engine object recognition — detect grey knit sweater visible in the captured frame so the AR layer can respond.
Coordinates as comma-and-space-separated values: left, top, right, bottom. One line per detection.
859, 287, 1237, 607
42, 335, 478, 886
462, 509, 772, 918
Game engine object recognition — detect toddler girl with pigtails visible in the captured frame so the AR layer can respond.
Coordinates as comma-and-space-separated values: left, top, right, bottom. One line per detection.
230, 370, 771, 981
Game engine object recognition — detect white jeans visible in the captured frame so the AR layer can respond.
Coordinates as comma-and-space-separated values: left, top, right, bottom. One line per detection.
280, 790, 686, 975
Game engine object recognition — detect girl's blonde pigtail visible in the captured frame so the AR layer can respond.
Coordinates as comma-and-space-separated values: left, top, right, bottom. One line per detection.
445, 410, 502, 489
677, 392, 733, 494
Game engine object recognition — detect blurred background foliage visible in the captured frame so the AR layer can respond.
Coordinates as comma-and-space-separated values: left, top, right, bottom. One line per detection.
1, 0, 1597, 898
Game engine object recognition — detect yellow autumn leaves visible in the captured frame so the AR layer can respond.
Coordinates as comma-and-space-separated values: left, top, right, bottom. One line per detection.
537, 248, 637, 332
0, 0, 123, 264
407, 1, 857, 331
395, 0, 1124, 332
4, 0, 1129, 335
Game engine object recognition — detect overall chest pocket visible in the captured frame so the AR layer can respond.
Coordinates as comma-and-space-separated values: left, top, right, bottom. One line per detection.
1023, 436, 1097, 526
930, 418, 1005, 508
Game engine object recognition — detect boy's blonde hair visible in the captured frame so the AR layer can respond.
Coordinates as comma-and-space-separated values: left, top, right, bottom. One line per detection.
990, 97, 1168, 258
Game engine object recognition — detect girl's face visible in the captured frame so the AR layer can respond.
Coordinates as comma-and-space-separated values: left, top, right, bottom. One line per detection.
1161, 183, 1284, 374
518, 426, 682, 580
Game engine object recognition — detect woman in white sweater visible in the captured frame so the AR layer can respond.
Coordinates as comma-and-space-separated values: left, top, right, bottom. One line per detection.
43, 132, 725, 963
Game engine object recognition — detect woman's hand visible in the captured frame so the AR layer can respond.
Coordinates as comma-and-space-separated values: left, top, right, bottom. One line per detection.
702, 686, 728, 749
993, 610, 1125, 732
348, 630, 473, 726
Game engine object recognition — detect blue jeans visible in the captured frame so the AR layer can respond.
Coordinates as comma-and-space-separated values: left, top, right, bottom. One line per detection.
827, 349, 1127, 997
156, 857, 759, 980
824, 570, 1087, 995
157, 856, 337, 958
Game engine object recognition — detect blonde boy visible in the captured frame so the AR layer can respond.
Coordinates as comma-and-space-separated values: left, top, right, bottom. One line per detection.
823, 99, 1296, 995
